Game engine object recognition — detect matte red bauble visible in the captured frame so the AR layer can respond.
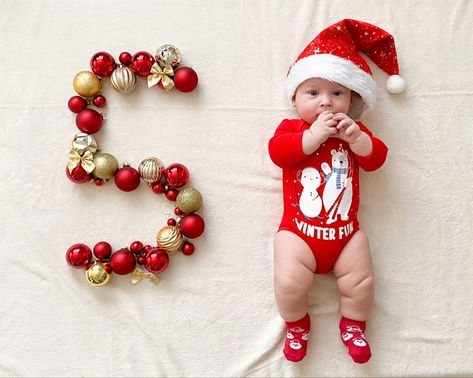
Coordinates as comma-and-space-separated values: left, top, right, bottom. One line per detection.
66, 165, 90, 184
164, 163, 189, 188
92, 95, 107, 108
180, 214, 205, 238
131, 51, 155, 77
181, 242, 195, 256
68, 96, 87, 113
165, 189, 179, 201
66, 243, 92, 268
93, 241, 112, 259
76, 108, 103, 134
114, 166, 141, 192
109, 248, 136, 275
144, 248, 169, 274
119, 52, 132, 65
90, 52, 116, 77
173, 67, 198, 93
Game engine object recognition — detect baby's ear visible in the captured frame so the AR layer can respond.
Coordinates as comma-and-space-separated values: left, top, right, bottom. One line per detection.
291, 94, 296, 107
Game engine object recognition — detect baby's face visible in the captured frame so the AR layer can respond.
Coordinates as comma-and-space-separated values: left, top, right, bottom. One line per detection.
293, 78, 352, 124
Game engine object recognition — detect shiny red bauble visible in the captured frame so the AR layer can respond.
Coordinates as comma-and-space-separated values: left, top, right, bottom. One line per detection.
68, 96, 87, 113
151, 183, 165, 194
165, 189, 179, 201
182, 242, 195, 256
109, 248, 136, 275
131, 51, 155, 77
119, 52, 132, 65
92, 95, 107, 108
164, 163, 189, 188
173, 67, 198, 93
66, 165, 90, 184
76, 108, 103, 134
90, 52, 116, 77
66, 243, 92, 268
180, 214, 205, 238
114, 166, 141, 192
144, 248, 169, 274
130, 240, 144, 254
93, 241, 112, 259
167, 218, 176, 226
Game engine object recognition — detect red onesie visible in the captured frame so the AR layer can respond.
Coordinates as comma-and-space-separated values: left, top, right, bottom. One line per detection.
268, 119, 388, 274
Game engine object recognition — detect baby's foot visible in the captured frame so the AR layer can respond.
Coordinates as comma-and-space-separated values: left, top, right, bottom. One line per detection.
283, 314, 311, 362
339, 317, 372, 364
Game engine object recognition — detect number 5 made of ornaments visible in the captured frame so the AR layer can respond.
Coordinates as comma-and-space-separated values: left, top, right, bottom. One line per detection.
65, 45, 205, 287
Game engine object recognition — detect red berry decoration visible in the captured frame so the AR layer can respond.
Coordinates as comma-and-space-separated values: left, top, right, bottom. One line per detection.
68, 96, 87, 113
93, 241, 112, 259
109, 248, 136, 275
180, 214, 205, 238
92, 95, 107, 108
66, 243, 92, 268
130, 240, 144, 254
90, 52, 116, 77
164, 163, 189, 188
131, 51, 155, 77
114, 166, 141, 192
66, 165, 90, 184
76, 108, 103, 134
173, 67, 198, 93
182, 242, 195, 256
144, 248, 169, 274
119, 52, 132, 65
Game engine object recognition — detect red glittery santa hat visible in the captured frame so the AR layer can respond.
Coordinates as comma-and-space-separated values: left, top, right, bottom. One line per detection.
286, 19, 405, 120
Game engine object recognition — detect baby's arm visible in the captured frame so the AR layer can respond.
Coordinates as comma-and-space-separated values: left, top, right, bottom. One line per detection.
302, 110, 338, 154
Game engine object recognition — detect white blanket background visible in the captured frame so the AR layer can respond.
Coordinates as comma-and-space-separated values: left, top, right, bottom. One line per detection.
1, 0, 472, 376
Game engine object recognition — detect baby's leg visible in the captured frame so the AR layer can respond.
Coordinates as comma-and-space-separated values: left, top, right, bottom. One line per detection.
333, 230, 374, 363
274, 231, 316, 362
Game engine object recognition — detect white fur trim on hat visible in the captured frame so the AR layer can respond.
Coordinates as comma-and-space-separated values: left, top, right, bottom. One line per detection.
286, 54, 377, 120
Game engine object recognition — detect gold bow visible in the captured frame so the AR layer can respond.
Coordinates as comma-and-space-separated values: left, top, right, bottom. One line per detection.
147, 63, 175, 91
130, 267, 160, 285
67, 149, 95, 174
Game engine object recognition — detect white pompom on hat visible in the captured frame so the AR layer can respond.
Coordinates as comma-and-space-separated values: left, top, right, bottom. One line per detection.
287, 19, 405, 120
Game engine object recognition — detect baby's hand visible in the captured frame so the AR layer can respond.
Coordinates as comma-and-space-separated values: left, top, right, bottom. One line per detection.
333, 113, 362, 144
308, 110, 338, 145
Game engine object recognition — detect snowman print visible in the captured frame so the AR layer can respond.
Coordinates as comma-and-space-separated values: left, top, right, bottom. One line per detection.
298, 167, 323, 220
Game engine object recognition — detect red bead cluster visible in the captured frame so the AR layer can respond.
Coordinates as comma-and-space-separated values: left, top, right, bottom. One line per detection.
65, 47, 204, 287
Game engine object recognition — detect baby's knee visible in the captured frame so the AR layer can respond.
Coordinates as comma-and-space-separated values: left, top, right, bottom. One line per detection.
337, 271, 374, 298
274, 269, 312, 296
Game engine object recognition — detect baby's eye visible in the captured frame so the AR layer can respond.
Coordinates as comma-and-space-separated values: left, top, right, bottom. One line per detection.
309, 90, 318, 96
333, 90, 342, 96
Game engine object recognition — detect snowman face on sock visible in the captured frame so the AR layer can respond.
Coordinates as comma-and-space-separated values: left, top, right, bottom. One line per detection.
286, 331, 294, 339
342, 332, 353, 341
353, 338, 367, 347
289, 340, 302, 350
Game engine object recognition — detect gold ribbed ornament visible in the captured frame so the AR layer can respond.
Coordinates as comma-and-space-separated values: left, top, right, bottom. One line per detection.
176, 187, 203, 214
138, 157, 164, 185
92, 151, 119, 180
73, 71, 102, 98
156, 226, 183, 254
111, 65, 137, 94
85, 262, 111, 286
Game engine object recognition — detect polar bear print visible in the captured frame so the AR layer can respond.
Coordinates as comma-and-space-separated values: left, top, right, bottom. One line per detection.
298, 167, 323, 220
321, 148, 353, 225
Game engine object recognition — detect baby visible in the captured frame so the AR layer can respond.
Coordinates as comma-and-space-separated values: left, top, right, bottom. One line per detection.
268, 19, 405, 363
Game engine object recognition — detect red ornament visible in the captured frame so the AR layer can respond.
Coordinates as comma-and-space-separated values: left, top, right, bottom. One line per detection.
137, 255, 146, 265
143, 245, 153, 253
165, 189, 179, 201
167, 218, 176, 226
182, 242, 195, 256
114, 166, 141, 192
131, 51, 155, 77
66, 243, 92, 268
174, 207, 183, 216
180, 214, 205, 238
94, 178, 104, 186
76, 108, 103, 134
173, 67, 198, 93
130, 240, 144, 254
93, 241, 112, 259
144, 248, 169, 274
109, 248, 136, 275
164, 163, 189, 188
151, 182, 165, 194
90, 52, 116, 77
119, 52, 132, 65
66, 165, 90, 184
68, 96, 87, 113
92, 95, 107, 108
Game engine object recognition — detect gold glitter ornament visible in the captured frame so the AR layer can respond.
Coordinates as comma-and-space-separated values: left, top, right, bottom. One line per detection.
111, 65, 137, 94
71, 132, 97, 154
138, 157, 164, 185
85, 262, 111, 286
155, 44, 182, 68
176, 187, 203, 214
73, 71, 102, 98
156, 226, 183, 254
92, 151, 119, 180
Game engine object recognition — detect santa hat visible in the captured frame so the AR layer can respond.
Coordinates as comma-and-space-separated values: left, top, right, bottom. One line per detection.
286, 19, 405, 120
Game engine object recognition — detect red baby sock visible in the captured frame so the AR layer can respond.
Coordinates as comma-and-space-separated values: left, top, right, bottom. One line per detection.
339, 317, 372, 364
283, 313, 311, 362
